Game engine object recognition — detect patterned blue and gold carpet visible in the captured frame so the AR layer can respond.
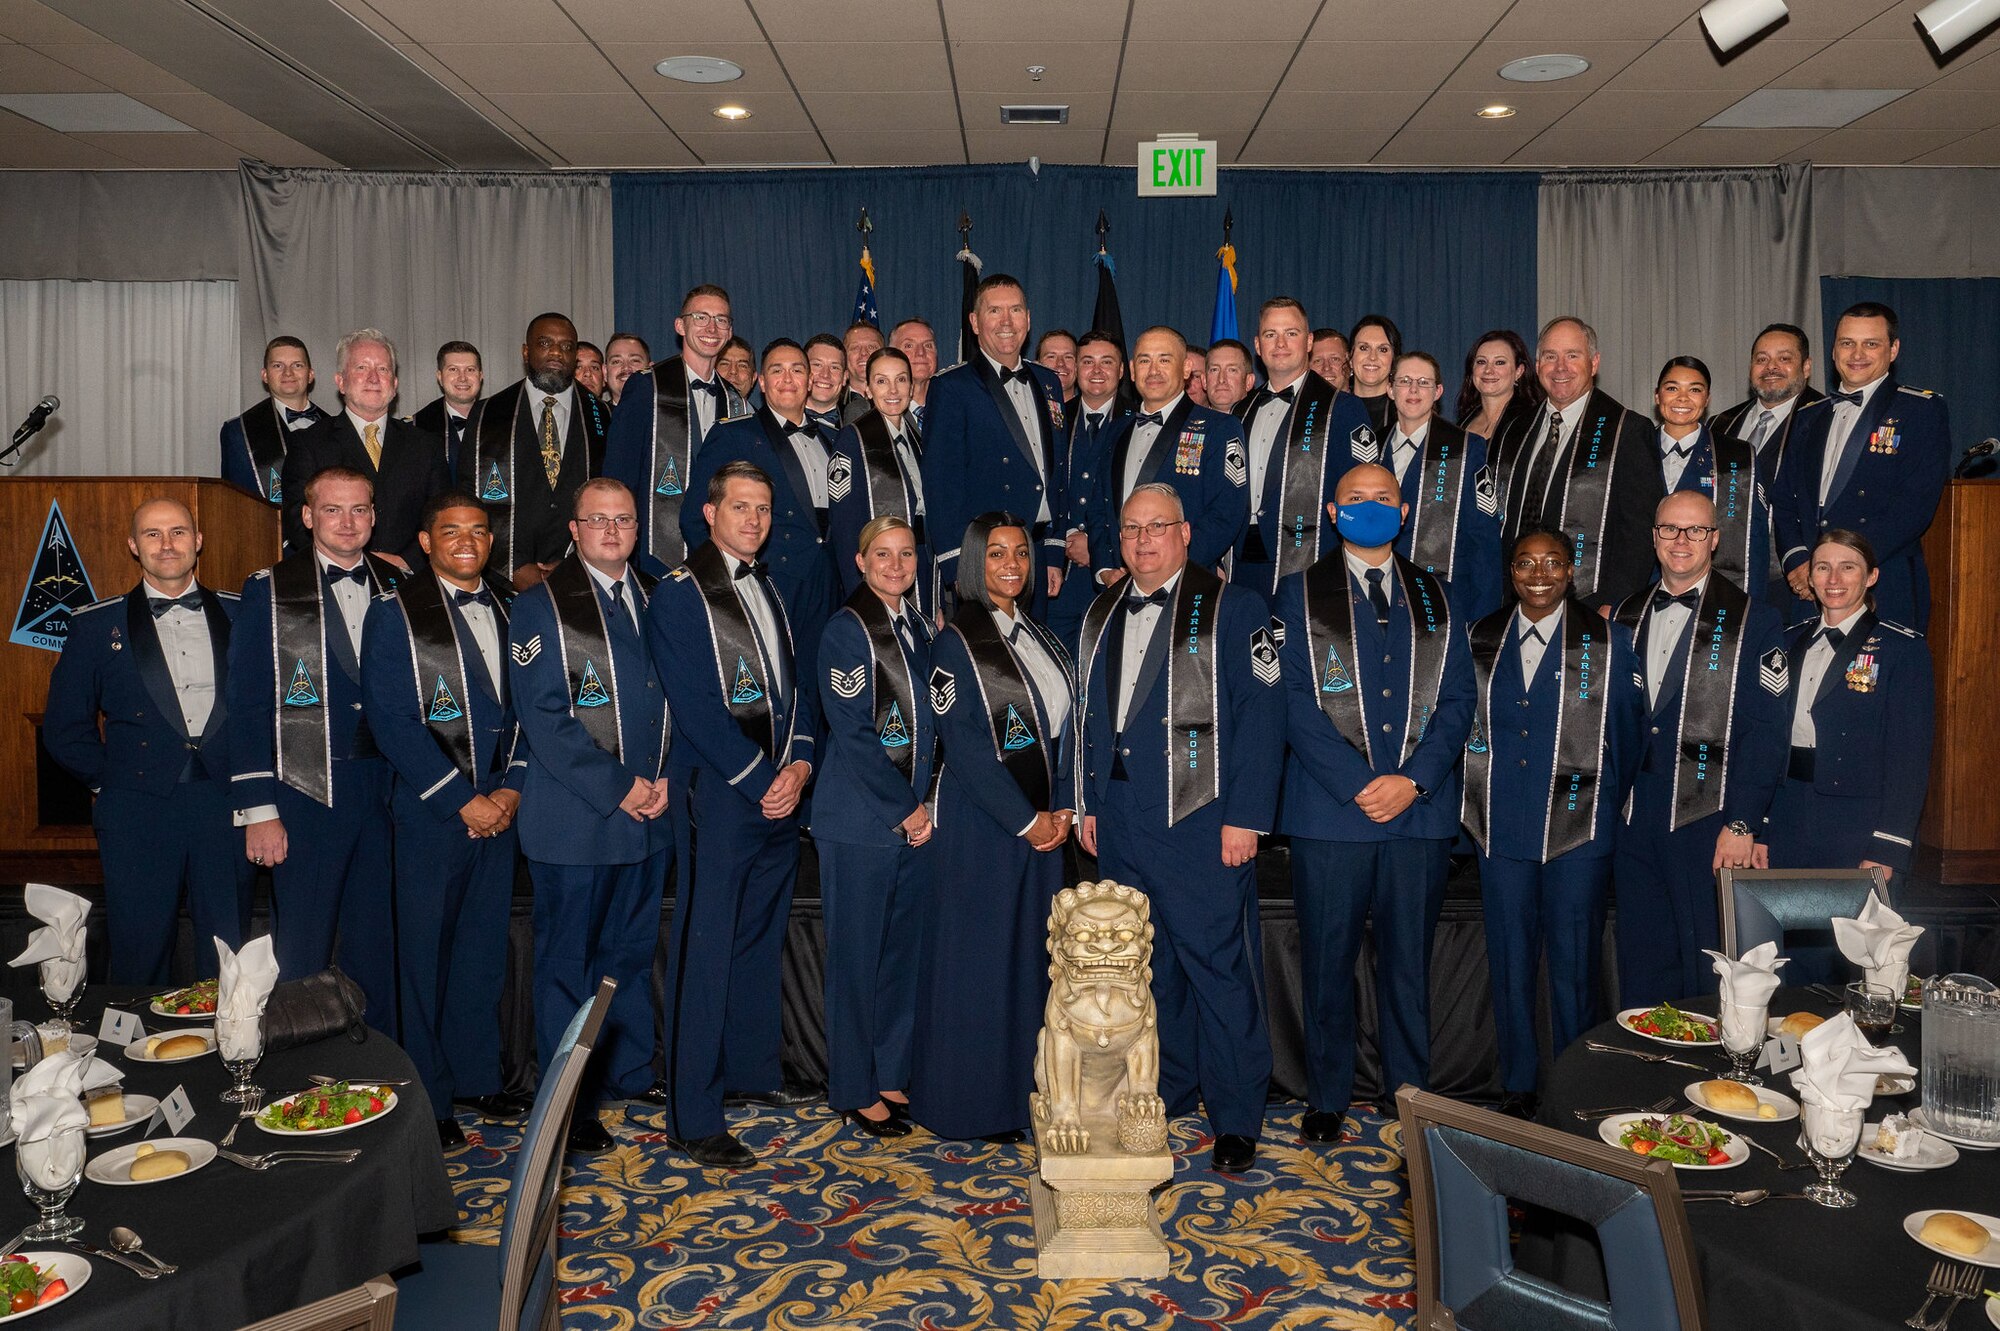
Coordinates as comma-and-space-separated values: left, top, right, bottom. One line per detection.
443, 1101, 1417, 1330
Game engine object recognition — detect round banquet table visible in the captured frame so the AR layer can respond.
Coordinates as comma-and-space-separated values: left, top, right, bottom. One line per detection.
0, 987, 456, 1330
1532, 986, 2000, 1331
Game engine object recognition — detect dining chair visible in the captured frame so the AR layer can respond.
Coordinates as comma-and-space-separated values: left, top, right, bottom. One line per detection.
238, 1275, 397, 1331
393, 975, 616, 1331
1397, 1087, 1707, 1331
1716, 867, 1889, 960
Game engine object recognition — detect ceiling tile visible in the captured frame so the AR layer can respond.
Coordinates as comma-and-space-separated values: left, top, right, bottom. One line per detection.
1509, 126, 1685, 164
1608, 39, 1828, 90
1254, 88, 1428, 139
142, 92, 275, 138
1131, 0, 1319, 41
367, 0, 580, 44
1374, 125, 1541, 163
940, 0, 1128, 43
485, 91, 664, 133
1109, 90, 1263, 138
1490, 0, 1699, 42
0, 0, 101, 45
70, 130, 249, 168
1772, 39, 1962, 88
1399, 87, 1584, 134
776, 41, 952, 91
748, 0, 943, 40
949, 41, 1121, 94
215, 129, 341, 167
963, 124, 1103, 164
959, 90, 1113, 131
799, 90, 961, 132
1549, 87, 1744, 133
389, 42, 535, 136
1924, 51, 2000, 89
0, 42, 101, 90
559, 0, 766, 42
1910, 126, 2000, 161
1442, 40, 1648, 92
1306, 0, 1512, 43
1643, 126, 1826, 163
1235, 126, 1394, 163
643, 89, 811, 133
822, 127, 966, 165
674, 128, 829, 164
1789, 125, 1968, 161
29, 43, 202, 96
1120, 41, 1298, 91
597, 41, 789, 90
1848, 2, 2000, 54
421, 43, 622, 93
0, 126, 127, 165
1286, 41, 1480, 91
1844, 87, 2000, 130
533, 128, 700, 167
1665, 0, 1899, 41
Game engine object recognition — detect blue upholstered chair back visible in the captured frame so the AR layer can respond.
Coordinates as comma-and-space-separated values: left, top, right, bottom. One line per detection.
1718, 868, 1888, 960
497, 977, 613, 1331
1398, 1089, 1705, 1331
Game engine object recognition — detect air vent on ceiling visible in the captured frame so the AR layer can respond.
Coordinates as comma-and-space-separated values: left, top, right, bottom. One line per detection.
0, 93, 193, 133
1704, 88, 1910, 128
1000, 105, 1069, 125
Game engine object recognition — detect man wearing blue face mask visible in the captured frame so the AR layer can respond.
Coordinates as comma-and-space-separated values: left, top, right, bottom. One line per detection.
1273, 463, 1474, 1146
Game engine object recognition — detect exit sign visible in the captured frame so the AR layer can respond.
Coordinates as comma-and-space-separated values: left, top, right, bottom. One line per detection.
1137, 136, 1217, 197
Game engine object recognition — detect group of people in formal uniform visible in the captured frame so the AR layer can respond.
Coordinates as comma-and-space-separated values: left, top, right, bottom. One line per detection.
43, 277, 1948, 1170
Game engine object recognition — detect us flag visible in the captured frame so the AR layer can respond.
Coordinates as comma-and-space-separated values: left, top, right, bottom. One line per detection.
852, 243, 879, 327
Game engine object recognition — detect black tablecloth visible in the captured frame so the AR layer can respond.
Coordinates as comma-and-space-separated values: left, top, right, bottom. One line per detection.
1535, 988, 1999, 1331
0, 988, 455, 1330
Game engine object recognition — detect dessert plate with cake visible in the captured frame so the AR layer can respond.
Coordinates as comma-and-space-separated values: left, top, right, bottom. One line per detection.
1683, 1078, 1799, 1122
1857, 1116, 1959, 1171
82, 1088, 158, 1138
85, 1138, 216, 1186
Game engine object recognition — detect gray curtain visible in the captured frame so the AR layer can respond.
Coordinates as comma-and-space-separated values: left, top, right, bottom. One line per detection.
1815, 167, 2000, 278
1538, 165, 1820, 409
0, 172, 237, 281
235, 160, 612, 411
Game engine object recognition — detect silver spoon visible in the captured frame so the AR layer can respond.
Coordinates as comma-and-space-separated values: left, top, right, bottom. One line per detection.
1683, 1188, 1771, 1206
108, 1227, 177, 1275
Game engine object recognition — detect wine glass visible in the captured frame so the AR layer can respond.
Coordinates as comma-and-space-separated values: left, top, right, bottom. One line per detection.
1800, 1102, 1862, 1208
1720, 997, 1765, 1085
37, 958, 84, 1038
216, 1012, 264, 1106
1845, 982, 1898, 1042
15, 1122, 86, 1240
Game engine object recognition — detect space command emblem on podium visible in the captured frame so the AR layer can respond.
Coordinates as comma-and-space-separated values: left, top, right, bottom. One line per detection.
10, 499, 98, 653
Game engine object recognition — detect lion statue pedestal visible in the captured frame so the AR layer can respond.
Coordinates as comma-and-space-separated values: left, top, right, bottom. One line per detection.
1027, 880, 1173, 1279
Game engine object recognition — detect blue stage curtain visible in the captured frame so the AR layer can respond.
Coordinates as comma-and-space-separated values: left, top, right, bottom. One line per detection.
1820, 276, 2000, 462
613, 165, 1538, 386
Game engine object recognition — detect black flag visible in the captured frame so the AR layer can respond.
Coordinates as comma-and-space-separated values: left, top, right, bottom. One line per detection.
956, 213, 981, 364
1091, 249, 1127, 357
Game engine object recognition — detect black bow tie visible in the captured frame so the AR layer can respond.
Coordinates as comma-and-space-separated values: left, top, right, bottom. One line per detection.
1651, 587, 1699, 612
1270, 384, 1297, 405
733, 559, 768, 581
1811, 624, 1841, 649
324, 563, 368, 586
282, 407, 314, 424
1830, 389, 1865, 407
1135, 411, 1164, 428
997, 364, 1033, 385
1521, 625, 1544, 646
451, 587, 493, 609
1665, 442, 1691, 459
806, 410, 839, 432
149, 591, 201, 617
689, 377, 720, 398
1123, 587, 1170, 615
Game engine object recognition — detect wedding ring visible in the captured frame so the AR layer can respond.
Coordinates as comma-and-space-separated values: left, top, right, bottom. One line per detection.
251, 855, 264, 865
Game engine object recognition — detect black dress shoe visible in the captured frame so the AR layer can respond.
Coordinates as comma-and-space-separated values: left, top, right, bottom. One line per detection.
437, 1117, 467, 1151
635, 1080, 670, 1107
1301, 1110, 1345, 1143
881, 1097, 912, 1122
723, 1084, 820, 1108
1211, 1133, 1257, 1172
1497, 1091, 1539, 1121
979, 1129, 1026, 1145
566, 1114, 615, 1153
842, 1109, 912, 1139
458, 1094, 530, 1120
673, 1131, 754, 1168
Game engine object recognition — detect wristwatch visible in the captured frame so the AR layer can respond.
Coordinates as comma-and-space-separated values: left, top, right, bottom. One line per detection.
1725, 819, 1753, 837
1408, 779, 1430, 801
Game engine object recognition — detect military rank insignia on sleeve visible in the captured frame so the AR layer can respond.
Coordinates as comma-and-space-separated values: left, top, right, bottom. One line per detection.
1223, 438, 1247, 488
1349, 424, 1379, 463
1758, 646, 1790, 696
1250, 626, 1280, 686
510, 635, 542, 666
928, 666, 956, 714
829, 664, 866, 699
827, 453, 853, 503
1268, 616, 1286, 649
1474, 466, 1498, 516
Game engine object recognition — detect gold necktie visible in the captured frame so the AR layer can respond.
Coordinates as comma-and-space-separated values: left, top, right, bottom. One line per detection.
363, 422, 382, 470
540, 396, 561, 487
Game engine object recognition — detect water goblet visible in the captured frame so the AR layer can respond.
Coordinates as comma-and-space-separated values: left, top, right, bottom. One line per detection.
15, 1122, 85, 1240
1720, 998, 1765, 1085
1845, 981, 1897, 1042
37, 958, 85, 1038
216, 1012, 265, 1106
1800, 1103, 1862, 1208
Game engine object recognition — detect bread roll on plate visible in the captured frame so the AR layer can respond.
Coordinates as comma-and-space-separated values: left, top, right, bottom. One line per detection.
143, 1033, 209, 1059
1919, 1212, 1991, 1256
1778, 1012, 1825, 1041
1699, 1080, 1761, 1114
128, 1143, 190, 1181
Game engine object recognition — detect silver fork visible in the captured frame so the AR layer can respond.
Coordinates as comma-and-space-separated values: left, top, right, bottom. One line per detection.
1907, 1260, 1956, 1329
1926, 1263, 1985, 1330
1738, 1132, 1811, 1171
218, 1148, 359, 1170
1572, 1096, 1675, 1121
1583, 1041, 1711, 1071
218, 1089, 263, 1148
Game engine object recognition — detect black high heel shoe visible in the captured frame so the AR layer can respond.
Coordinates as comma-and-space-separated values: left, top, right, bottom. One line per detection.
842, 1106, 912, 1139
880, 1096, 912, 1122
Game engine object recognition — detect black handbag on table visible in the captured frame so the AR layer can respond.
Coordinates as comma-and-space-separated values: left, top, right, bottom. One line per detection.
261, 965, 370, 1053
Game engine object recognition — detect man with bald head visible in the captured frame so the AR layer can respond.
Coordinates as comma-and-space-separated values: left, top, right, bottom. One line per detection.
45, 497, 254, 982
1274, 462, 1473, 1146
1491, 316, 1663, 611
1609, 490, 1788, 1007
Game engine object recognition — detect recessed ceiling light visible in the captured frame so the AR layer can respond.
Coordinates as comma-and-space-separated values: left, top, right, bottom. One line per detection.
0, 93, 193, 133
1476, 104, 1517, 119
1498, 54, 1590, 82
656, 55, 744, 84
712, 105, 752, 121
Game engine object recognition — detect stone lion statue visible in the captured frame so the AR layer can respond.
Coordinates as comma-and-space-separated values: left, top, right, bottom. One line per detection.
1030, 880, 1167, 1155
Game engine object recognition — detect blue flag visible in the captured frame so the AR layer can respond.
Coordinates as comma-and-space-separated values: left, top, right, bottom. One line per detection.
852, 244, 879, 328
1209, 243, 1239, 345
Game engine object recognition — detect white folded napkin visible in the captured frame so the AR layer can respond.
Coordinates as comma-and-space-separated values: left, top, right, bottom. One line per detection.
1705, 942, 1787, 1051
8, 884, 89, 1002
215, 935, 279, 1061
7, 1048, 123, 1143
1788, 1011, 1916, 1113
1832, 888, 1923, 999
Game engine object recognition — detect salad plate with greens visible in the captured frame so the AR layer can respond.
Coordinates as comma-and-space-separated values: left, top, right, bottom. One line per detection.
257, 1081, 398, 1136
1617, 1004, 1721, 1047
1597, 1112, 1747, 1169
0, 1252, 88, 1319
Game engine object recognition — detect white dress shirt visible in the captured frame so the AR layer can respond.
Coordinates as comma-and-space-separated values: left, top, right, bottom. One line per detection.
1388, 420, 1429, 485
319, 552, 370, 657
1344, 549, 1398, 608
1114, 571, 1180, 731
445, 577, 503, 697
586, 561, 639, 634
1735, 394, 1797, 451
723, 552, 786, 701
985, 353, 1052, 523
1516, 601, 1563, 690
1790, 611, 1857, 747
1659, 426, 1700, 493
888, 421, 925, 516
991, 605, 1069, 740
1644, 575, 1707, 707
1522, 397, 1587, 499
1820, 374, 1887, 506
143, 579, 216, 737
530, 382, 575, 458
776, 414, 829, 509
689, 373, 721, 437
1247, 372, 1304, 519
1122, 393, 1183, 500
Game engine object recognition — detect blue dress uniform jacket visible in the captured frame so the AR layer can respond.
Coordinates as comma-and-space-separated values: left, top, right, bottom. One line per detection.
1771, 381, 1952, 629
1227, 378, 1373, 597
1084, 399, 1248, 581
1370, 422, 1503, 625
1763, 612, 1933, 876
812, 603, 937, 845
221, 399, 324, 504
45, 585, 253, 983
1047, 400, 1128, 645
605, 357, 745, 577
919, 357, 1069, 610
1714, 389, 1825, 493
1662, 425, 1772, 597
825, 418, 936, 622
682, 409, 840, 678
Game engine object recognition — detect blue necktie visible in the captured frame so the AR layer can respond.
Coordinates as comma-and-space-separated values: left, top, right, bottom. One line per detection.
451, 587, 493, 609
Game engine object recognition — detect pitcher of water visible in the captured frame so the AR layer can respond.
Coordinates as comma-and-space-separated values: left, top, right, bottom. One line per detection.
1921, 973, 2000, 1142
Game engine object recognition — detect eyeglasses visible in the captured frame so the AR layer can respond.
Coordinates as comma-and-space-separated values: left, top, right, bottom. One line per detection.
1118, 519, 1180, 540
1653, 523, 1717, 541
1392, 376, 1437, 391
1509, 557, 1571, 573
577, 514, 637, 530
681, 312, 733, 331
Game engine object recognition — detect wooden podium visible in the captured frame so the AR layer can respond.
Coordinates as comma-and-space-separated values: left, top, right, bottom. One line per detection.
1919, 478, 2000, 883
1, 478, 276, 881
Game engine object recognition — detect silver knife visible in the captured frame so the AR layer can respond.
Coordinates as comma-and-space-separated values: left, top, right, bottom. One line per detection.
63, 1238, 164, 1278
1586, 1042, 1711, 1072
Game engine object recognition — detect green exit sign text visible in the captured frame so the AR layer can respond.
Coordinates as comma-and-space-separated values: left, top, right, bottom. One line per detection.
1137, 137, 1217, 197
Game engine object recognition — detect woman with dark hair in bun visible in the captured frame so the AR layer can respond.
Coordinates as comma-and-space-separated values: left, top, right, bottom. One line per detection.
1654, 355, 1768, 596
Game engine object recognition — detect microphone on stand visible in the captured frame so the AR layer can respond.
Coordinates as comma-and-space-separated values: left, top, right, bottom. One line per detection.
1954, 438, 1997, 479
1, 395, 58, 465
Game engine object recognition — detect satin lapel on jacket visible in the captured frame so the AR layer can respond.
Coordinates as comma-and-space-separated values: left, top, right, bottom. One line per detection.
122, 588, 189, 739
971, 355, 1041, 477
758, 409, 820, 518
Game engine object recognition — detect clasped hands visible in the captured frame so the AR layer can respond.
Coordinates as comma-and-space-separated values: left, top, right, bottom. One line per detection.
459, 788, 520, 839
1023, 808, 1072, 852
618, 776, 672, 823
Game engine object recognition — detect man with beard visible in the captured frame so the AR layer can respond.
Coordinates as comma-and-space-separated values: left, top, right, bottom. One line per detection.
604, 333, 650, 407
1712, 324, 1821, 604
461, 312, 610, 589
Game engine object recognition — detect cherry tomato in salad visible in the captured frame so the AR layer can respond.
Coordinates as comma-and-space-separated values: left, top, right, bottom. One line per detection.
11, 1289, 34, 1312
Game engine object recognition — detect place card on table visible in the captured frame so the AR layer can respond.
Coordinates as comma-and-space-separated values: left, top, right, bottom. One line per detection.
96, 1007, 144, 1046
146, 1085, 194, 1137
1758, 1032, 1801, 1075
